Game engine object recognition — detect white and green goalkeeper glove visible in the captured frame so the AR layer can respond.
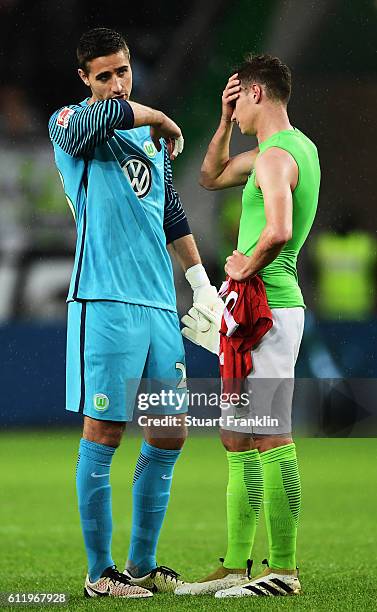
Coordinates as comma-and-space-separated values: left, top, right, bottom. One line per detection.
181, 264, 224, 354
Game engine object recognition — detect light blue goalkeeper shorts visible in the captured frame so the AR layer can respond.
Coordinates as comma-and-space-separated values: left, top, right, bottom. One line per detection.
66, 300, 187, 422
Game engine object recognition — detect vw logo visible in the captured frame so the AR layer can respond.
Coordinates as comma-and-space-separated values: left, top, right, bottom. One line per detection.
123, 157, 152, 198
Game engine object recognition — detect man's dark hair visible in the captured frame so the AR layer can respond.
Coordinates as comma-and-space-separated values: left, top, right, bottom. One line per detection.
77, 27, 129, 73
234, 53, 291, 104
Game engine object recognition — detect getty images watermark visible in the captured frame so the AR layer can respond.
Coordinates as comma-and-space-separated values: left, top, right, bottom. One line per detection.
138, 415, 279, 428
136, 389, 279, 429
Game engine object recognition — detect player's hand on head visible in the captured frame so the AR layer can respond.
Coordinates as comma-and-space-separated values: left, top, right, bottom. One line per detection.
222, 73, 241, 123
224, 250, 252, 281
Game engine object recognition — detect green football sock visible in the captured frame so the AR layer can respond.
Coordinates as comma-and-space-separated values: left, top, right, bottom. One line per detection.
261, 443, 301, 570
223, 449, 263, 569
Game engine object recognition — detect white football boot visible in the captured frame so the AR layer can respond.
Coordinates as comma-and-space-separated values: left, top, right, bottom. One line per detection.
175, 558, 252, 596
84, 565, 152, 598
215, 558, 301, 598
126, 565, 185, 593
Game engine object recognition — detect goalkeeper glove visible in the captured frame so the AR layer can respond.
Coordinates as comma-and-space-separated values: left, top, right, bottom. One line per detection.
181, 303, 222, 354
181, 264, 224, 354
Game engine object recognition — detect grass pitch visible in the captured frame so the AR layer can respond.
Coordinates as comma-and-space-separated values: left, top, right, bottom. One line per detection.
1, 432, 376, 611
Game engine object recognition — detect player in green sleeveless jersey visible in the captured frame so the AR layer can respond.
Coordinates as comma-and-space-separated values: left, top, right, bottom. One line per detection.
177, 54, 320, 598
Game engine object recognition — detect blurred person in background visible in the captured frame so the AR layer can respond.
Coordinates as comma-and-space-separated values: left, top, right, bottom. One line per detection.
48, 27, 223, 599
310, 213, 377, 321
178, 54, 320, 598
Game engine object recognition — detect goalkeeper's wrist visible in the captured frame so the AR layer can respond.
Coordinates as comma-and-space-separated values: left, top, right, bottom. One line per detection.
185, 263, 210, 289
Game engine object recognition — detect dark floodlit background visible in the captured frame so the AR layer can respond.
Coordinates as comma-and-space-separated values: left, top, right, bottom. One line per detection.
0, 0, 376, 430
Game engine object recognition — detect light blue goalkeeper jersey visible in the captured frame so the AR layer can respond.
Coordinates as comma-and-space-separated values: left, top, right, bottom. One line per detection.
48, 98, 190, 312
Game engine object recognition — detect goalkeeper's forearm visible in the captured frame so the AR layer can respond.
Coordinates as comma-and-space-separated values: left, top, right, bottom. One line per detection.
128, 101, 179, 138
167, 235, 201, 273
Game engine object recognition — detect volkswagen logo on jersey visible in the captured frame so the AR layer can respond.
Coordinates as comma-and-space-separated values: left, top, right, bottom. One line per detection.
123, 157, 152, 198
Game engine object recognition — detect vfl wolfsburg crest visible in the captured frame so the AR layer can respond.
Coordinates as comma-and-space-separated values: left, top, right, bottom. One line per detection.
93, 394, 109, 412
143, 140, 157, 158
123, 156, 152, 198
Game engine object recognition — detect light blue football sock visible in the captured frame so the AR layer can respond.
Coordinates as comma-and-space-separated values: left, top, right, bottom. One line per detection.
76, 438, 115, 582
126, 441, 181, 577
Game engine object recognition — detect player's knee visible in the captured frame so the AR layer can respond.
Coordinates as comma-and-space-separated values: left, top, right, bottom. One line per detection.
220, 429, 253, 452
143, 413, 188, 450
145, 423, 188, 450
83, 417, 126, 448
147, 436, 186, 451
252, 435, 293, 453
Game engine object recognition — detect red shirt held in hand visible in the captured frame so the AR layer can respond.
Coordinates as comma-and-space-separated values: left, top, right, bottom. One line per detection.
219, 276, 273, 396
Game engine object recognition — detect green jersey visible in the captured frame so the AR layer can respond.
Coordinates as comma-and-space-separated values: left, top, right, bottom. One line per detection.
237, 128, 320, 308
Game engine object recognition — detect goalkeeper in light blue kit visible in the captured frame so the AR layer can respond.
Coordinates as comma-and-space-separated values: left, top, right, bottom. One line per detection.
48, 28, 223, 599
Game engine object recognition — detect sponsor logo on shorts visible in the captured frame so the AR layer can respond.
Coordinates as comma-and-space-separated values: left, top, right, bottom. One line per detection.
93, 393, 110, 412
143, 140, 157, 158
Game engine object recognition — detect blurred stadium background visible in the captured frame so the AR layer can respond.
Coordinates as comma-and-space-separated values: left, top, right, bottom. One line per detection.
0, 0, 376, 430
1, 3, 377, 609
